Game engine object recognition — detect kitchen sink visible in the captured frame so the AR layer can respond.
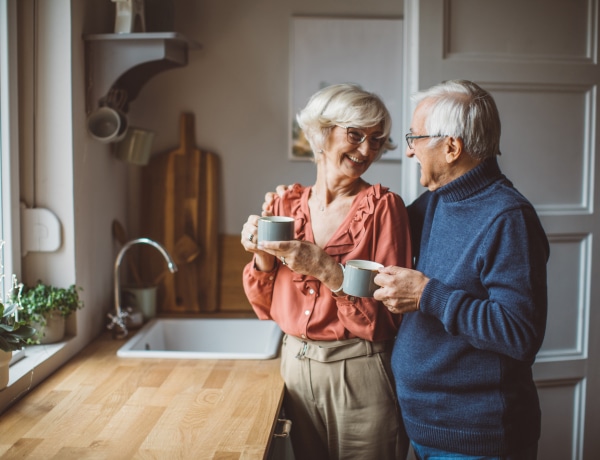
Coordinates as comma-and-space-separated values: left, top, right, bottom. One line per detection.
117, 318, 283, 360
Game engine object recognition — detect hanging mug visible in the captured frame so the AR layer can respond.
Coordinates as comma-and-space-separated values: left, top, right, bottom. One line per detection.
87, 106, 128, 143
115, 126, 156, 165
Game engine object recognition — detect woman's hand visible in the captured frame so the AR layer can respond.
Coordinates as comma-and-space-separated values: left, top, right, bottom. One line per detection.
240, 215, 276, 271
373, 266, 430, 314
259, 239, 343, 291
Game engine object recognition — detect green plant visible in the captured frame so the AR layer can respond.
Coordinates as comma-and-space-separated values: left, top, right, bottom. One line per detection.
0, 298, 36, 353
16, 282, 84, 328
0, 240, 36, 351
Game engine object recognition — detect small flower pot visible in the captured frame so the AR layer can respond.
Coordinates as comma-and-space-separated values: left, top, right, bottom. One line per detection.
32, 313, 66, 344
122, 286, 158, 321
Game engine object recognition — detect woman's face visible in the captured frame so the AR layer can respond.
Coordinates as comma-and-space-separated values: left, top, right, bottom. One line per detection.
321, 124, 384, 179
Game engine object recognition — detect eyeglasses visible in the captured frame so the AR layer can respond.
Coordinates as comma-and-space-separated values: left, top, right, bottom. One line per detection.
405, 133, 446, 149
336, 125, 386, 151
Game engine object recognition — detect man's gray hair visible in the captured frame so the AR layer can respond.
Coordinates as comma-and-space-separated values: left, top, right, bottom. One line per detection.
412, 80, 501, 160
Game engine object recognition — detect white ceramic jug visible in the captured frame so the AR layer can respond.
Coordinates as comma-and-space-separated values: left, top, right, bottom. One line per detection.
111, 0, 146, 34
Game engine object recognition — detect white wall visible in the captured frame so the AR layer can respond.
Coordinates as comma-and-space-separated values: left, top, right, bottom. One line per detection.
127, 0, 406, 235
20, 0, 129, 341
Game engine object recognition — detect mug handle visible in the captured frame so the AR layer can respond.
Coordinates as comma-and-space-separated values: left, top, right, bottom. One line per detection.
331, 263, 345, 294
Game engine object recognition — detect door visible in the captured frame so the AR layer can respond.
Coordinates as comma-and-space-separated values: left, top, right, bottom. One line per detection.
404, 1, 600, 458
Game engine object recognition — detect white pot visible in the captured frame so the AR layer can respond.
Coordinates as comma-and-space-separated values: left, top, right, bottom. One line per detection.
33, 313, 66, 344
0, 350, 12, 390
122, 286, 157, 321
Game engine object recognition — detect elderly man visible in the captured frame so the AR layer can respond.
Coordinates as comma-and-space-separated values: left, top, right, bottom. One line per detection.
374, 80, 549, 459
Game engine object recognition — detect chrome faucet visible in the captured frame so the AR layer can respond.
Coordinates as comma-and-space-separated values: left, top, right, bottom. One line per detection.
107, 237, 178, 339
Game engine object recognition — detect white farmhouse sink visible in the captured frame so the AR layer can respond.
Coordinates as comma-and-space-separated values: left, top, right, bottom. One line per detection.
117, 318, 283, 360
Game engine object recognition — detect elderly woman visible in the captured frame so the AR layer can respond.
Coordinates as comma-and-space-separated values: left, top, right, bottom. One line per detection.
240, 83, 412, 460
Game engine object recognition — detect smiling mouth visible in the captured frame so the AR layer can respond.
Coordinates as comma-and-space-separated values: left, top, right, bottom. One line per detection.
347, 154, 366, 164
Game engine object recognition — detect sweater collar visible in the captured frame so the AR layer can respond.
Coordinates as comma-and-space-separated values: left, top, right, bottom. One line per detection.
435, 157, 503, 203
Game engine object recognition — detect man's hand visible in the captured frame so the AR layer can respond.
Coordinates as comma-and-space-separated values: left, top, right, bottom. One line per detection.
374, 266, 429, 314
261, 184, 291, 215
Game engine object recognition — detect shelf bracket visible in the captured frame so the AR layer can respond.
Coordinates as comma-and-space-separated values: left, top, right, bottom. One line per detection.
83, 32, 199, 114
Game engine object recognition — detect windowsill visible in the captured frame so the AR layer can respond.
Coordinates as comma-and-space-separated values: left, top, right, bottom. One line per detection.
8, 341, 66, 384
9, 348, 26, 365
1, 338, 72, 413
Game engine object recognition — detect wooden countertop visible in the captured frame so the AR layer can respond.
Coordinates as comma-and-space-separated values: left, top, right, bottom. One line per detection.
0, 333, 285, 459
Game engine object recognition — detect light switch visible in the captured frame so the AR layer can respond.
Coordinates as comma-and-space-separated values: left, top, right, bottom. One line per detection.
20, 204, 62, 256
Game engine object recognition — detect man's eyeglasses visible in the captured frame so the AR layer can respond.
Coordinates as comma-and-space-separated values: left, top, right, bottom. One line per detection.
405, 133, 446, 149
336, 125, 386, 151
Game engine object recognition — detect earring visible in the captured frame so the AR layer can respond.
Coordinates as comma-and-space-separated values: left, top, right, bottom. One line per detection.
317, 149, 324, 154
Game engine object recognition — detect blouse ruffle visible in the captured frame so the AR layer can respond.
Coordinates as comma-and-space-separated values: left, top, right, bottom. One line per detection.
284, 183, 387, 257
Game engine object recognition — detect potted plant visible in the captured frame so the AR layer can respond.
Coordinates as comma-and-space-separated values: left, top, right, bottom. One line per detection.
16, 281, 83, 344
0, 282, 36, 389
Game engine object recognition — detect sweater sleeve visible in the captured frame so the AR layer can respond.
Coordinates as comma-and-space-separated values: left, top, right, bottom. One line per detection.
420, 207, 549, 362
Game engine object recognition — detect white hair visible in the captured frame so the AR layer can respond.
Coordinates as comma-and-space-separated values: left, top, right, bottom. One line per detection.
412, 80, 501, 160
296, 83, 396, 159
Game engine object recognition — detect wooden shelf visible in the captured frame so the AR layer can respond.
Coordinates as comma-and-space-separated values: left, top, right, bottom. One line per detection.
83, 32, 200, 113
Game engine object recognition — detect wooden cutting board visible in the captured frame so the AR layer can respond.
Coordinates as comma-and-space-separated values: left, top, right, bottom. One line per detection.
140, 112, 220, 313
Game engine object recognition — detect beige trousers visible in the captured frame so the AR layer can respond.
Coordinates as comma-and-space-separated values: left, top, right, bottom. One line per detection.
281, 334, 408, 460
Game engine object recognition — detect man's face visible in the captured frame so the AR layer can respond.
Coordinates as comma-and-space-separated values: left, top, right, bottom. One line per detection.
406, 100, 451, 191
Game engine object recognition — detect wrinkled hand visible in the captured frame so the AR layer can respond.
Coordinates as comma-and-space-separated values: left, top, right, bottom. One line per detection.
373, 266, 430, 314
259, 239, 343, 289
261, 184, 291, 215
240, 214, 276, 271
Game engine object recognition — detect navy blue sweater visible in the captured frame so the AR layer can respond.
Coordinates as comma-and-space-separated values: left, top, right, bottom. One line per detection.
393, 158, 549, 455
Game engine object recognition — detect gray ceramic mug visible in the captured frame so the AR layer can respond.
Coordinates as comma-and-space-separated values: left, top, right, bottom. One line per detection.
257, 216, 295, 243
86, 106, 128, 143
342, 260, 384, 297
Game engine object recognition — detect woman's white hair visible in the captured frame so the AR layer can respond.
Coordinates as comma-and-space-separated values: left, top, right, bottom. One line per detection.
296, 83, 396, 159
412, 80, 501, 160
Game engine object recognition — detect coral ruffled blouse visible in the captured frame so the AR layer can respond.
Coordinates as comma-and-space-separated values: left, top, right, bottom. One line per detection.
243, 183, 412, 342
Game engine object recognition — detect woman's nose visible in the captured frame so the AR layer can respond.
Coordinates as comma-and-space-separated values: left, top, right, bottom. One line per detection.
357, 141, 371, 156
406, 146, 415, 158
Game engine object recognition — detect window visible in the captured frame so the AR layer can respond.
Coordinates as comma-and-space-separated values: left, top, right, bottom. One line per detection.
0, 0, 19, 304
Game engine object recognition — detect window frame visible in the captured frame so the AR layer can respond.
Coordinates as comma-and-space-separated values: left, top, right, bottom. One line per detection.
0, 0, 75, 413
0, 0, 20, 301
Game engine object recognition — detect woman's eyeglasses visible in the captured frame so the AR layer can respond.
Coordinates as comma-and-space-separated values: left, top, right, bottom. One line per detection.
336, 125, 385, 151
